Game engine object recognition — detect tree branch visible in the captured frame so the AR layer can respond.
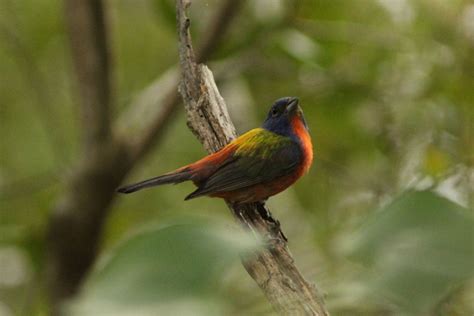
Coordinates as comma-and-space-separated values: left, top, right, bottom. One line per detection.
176, 1, 329, 315
64, 0, 112, 147
47, 1, 119, 313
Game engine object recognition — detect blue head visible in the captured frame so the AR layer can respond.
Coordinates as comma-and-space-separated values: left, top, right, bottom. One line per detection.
262, 97, 308, 137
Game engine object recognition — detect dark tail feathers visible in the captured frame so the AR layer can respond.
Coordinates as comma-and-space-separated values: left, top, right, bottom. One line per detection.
117, 170, 192, 194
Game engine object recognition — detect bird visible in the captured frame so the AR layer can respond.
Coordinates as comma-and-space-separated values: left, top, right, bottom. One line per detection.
117, 97, 313, 204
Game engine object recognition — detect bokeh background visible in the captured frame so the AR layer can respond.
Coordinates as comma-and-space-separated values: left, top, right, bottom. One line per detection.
1, 0, 473, 315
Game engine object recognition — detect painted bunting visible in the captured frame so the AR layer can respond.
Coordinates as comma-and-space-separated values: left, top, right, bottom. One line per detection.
117, 97, 313, 204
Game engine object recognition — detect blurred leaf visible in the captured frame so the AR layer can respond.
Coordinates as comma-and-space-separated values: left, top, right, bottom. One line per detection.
251, 0, 285, 22
69, 221, 259, 316
423, 145, 450, 178
348, 190, 474, 314
278, 29, 320, 65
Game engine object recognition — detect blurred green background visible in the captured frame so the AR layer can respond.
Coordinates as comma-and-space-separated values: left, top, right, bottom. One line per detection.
0, 0, 473, 315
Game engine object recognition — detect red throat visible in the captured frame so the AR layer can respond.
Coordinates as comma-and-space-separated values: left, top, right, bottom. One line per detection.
291, 116, 313, 174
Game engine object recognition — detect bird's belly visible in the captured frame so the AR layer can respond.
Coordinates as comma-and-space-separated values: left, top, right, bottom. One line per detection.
210, 172, 301, 203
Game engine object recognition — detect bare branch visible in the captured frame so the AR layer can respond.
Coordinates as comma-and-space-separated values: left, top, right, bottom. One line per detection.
64, 0, 112, 147
46, 143, 129, 312
46, 1, 118, 312
114, 69, 181, 162
176, 1, 329, 315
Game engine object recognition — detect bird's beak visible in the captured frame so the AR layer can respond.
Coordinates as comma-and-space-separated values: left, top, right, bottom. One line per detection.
286, 97, 309, 130
286, 97, 300, 115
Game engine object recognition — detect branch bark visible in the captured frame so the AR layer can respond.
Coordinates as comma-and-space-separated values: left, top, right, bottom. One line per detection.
176, 1, 329, 315
46, 0, 244, 314
64, 0, 112, 148
47, 1, 121, 312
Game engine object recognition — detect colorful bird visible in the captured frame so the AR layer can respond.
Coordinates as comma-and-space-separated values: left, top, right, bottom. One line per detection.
117, 97, 313, 204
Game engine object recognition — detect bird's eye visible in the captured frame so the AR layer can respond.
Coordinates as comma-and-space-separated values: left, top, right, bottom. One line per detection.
271, 108, 279, 117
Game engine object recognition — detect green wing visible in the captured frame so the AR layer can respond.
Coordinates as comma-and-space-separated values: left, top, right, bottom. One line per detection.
186, 130, 301, 199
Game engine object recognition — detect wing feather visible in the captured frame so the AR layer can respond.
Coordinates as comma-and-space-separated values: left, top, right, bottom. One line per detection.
190, 136, 301, 198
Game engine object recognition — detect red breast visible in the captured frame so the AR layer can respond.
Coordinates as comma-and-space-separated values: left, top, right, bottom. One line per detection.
291, 115, 313, 176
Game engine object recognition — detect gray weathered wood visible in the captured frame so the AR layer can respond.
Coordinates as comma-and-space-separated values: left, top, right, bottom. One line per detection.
176, 1, 329, 315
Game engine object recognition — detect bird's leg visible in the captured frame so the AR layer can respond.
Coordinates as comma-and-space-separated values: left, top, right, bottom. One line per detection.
255, 200, 272, 221
229, 201, 288, 242
255, 201, 288, 242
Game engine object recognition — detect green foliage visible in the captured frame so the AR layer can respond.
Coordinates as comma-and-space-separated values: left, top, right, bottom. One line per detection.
69, 221, 260, 316
0, 0, 473, 314
347, 190, 474, 314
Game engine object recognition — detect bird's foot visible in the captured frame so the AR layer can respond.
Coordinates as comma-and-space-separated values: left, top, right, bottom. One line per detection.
255, 201, 272, 221
229, 201, 288, 242
255, 202, 288, 242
